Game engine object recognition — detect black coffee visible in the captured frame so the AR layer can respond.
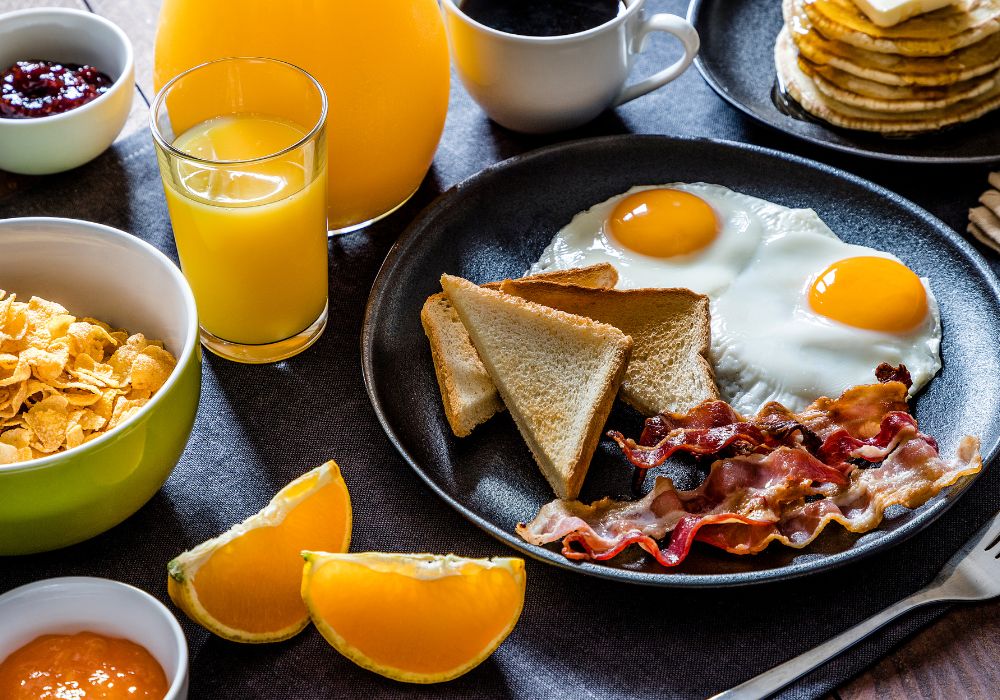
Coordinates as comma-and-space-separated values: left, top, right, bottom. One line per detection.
459, 0, 628, 37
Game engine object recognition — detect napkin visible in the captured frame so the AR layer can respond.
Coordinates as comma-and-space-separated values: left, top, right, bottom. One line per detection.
968, 172, 1000, 253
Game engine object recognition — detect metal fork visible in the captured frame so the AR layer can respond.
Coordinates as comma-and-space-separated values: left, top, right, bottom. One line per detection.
710, 511, 1000, 700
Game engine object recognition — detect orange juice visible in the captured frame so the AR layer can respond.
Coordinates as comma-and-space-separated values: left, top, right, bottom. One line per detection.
160, 114, 328, 345
153, 0, 450, 231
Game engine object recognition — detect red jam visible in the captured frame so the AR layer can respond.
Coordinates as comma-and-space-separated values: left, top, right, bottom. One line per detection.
1, 60, 114, 119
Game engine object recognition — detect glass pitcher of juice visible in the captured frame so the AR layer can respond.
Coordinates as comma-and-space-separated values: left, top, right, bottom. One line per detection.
153, 0, 450, 233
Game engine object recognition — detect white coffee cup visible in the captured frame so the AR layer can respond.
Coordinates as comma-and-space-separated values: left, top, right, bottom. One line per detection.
441, 0, 699, 134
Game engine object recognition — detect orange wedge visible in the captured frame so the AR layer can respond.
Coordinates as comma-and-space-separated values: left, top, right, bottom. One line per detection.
167, 460, 351, 643
301, 552, 526, 683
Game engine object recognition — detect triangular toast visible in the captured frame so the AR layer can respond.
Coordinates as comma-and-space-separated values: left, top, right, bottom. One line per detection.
440, 274, 632, 499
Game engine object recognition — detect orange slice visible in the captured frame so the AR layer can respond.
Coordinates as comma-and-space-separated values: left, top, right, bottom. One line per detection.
301, 552, 526, 683
167, 460, 351, 643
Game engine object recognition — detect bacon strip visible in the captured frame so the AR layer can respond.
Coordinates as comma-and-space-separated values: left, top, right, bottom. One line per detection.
517, 377, 983, 569
637, 401, 744, 445
875, 362, 912, 389
817, 411, 918, 465
518, 435, 981, 566
797, 381, 909, 440
518, 446, 849, 566
609, 388, 912, 478
699, 435, 981, 555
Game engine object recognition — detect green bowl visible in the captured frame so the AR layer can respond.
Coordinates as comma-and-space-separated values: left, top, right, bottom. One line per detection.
0, 218, 200, 555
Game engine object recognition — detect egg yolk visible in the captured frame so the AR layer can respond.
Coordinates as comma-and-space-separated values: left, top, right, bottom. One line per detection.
809, 256, 928, 333
607, 189, 719, 258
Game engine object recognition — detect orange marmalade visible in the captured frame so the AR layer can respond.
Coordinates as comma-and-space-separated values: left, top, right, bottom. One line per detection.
0, 631, 169, 699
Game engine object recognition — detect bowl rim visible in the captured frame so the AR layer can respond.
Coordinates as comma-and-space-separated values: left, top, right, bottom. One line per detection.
0, 7, 134, 126
0, 217, 199, 475
0, 576, 188, 699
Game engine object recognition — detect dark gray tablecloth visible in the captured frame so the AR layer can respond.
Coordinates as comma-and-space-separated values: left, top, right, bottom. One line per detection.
2, 2, 998, 697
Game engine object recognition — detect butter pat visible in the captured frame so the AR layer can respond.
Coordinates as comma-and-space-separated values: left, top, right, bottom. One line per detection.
852, 0, 957, 26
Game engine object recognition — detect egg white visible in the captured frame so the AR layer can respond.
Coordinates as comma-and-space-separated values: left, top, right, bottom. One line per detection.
711, 218, 942, 416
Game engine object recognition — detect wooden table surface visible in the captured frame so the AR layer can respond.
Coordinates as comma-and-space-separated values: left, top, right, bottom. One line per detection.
1, 1, 998, 697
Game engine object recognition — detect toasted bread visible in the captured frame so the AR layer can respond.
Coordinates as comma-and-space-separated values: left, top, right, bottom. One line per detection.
500, 281, 718, 416
421, 264, 618, 437
440, 274, 632, 500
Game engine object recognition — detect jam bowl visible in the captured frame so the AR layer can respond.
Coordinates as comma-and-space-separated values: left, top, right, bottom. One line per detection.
0, 8, 134, 175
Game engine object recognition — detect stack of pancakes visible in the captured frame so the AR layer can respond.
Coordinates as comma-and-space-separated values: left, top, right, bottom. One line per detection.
776, 0, 1000, 133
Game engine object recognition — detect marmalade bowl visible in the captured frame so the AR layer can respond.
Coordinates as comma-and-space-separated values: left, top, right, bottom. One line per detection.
0, 577, 189, 699
0, 218, 200, 555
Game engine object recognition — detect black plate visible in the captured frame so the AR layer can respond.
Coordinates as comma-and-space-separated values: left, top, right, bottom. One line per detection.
688, 0, 1000, 164
362, 135, 1000, 587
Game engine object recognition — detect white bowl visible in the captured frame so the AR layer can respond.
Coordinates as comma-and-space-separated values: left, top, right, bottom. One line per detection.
0, 577, 189, 699
0, 8, 134, 174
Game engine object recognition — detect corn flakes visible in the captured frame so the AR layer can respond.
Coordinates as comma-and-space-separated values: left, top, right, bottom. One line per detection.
0, 291, 178, 465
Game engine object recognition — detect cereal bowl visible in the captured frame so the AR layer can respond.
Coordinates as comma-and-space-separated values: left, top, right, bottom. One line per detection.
0, 577, 189, 699
0, 218, 200, 555
0, 8, 134, 174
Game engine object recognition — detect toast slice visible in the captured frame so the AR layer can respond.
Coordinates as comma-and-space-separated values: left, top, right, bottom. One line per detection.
440, 274, 632, 500
499, 281, 718, 416
421, 264, 618, 437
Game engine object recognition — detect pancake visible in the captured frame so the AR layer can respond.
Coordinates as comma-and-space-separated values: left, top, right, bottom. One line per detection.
808, 0, 1000, 40
792, 19, 1000, 85
800, 0, 1000, 55
776, 27, 1000, 131
803, 58, 998, 98
801, 58, 998, 108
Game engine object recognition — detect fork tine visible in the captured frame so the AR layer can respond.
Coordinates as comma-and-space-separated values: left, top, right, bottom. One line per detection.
987, 533, 1000, 552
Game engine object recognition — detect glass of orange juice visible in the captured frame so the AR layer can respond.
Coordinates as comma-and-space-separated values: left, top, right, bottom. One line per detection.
151, 57, 328, 364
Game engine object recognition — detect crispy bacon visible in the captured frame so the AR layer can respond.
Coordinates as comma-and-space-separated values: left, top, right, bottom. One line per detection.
518, 446, 849, 566
797, 380, 909, 440
637, 401, 744, 445
817, 411, 918, 465
697, 435, 980, 555
518, 435, 981, 566
609, 400, 829, 492
517, 374, 983, 569
876, 362, 913, 389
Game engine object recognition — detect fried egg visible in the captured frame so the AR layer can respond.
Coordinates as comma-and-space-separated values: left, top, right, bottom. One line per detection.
711, 216, 941, 415
529, 183, 769, 295
530, 183, 942, 416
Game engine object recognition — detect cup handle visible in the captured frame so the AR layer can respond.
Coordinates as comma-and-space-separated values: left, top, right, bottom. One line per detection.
614, 14, 700, 106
